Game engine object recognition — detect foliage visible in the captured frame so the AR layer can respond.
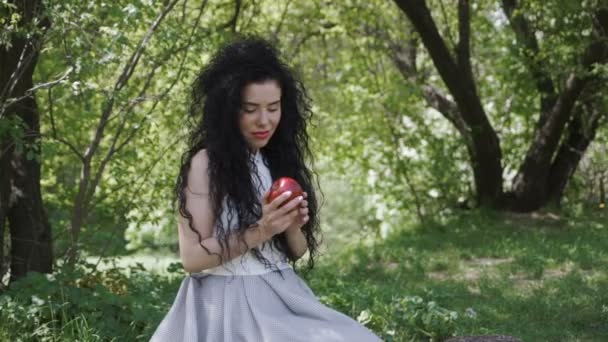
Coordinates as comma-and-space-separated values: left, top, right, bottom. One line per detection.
34, 0, 236, 258
390, 296, 458, 341
304, 208, 608, 341
289, 0, 608, 214
5, 0, 600, 260
355, 295, 459, 341
3, 0, 608, 338
0, 260, 183, 341
2, 209, 608, 340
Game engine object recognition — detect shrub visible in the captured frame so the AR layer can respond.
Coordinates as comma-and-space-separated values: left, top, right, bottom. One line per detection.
0, 261, 182, 341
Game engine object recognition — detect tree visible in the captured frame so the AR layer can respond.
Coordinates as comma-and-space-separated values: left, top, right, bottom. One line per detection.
38, 0, 243, 264
391, 0, 608, 211
0, 0, 53, 286
1, 0, 244, 284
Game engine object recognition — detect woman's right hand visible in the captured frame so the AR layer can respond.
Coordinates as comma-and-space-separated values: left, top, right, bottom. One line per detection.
258, 191, 303, 238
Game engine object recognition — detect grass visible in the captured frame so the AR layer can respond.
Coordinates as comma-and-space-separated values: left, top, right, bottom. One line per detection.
301, 208, 608, 341
2, 208, 606, 341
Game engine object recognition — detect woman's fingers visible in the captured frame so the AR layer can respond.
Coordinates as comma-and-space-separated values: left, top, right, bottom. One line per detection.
262, 190, 311, 235
262, 190, 270, 204
269, 191, 307, 209
276, 208, 302, 231
278, 195, 304, 215
269, 191, 295, 209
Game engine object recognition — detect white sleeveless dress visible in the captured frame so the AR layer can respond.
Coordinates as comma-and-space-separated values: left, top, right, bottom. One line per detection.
150, 151, 382, 342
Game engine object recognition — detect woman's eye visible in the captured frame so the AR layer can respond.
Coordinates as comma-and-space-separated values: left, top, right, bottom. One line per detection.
244, 108, 256, 113
268, 107, 279, 112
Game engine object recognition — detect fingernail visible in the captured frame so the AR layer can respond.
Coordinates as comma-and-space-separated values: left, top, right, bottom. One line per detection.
298, 196, 303, 201
285, 191, 292, 197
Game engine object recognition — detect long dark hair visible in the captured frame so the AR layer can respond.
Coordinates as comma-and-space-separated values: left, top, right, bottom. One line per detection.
174, 37, 322, 270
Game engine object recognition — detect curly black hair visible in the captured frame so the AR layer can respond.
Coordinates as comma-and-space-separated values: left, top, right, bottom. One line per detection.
174, 36, 322, 270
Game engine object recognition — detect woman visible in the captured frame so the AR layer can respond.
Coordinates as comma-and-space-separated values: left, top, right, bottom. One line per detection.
151, 37, 382, 342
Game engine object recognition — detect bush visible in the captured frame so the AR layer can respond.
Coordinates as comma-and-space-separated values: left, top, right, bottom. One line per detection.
0, 261, 182, 341
353, 295, 458, 342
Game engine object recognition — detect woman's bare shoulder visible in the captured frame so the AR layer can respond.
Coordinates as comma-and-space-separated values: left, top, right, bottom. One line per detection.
187, 149, 210, 194
191, 148, 209, 170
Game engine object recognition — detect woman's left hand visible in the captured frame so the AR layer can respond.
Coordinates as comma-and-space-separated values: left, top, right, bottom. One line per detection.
286, 191, 309, 232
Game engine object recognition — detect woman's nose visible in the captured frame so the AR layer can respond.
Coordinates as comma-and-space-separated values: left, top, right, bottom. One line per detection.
257, 110, 270, 125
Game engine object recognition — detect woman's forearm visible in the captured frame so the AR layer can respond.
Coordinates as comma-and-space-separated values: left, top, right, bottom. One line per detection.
180, 222, 271, 273
284, 226, 308, 261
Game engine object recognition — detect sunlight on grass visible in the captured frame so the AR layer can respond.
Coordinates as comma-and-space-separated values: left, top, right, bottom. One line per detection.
4, 210, 606, 341
302, 209, 608, 341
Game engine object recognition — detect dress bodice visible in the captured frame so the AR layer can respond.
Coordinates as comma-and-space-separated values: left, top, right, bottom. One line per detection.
199, 150, 291, 276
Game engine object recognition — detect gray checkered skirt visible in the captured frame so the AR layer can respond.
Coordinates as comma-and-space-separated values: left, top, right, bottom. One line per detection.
150, 268, 382, 341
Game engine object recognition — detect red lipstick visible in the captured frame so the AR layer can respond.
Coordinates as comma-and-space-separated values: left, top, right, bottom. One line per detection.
252, 131, 269, 139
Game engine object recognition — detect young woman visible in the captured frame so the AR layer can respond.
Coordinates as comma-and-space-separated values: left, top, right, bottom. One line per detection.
151, 37, 382, 342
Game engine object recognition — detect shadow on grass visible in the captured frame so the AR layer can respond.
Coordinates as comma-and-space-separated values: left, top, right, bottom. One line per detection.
302, 209, 608, 341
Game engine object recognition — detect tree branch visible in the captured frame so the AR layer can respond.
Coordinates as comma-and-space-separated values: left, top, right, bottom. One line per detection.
392, 0, 485, 127
393, 0, 504, 206
46, 87, 84, 161
114, 0, 179, 92
437, 0, 456, 50
0, 40, 38, 118
271, 0, 292, 42
218, 0, 242, 32
456, 0, 472, 80
86, 133, 183, 266
82, 67, 159, 210
420, 85, 468, 136
66, 0, 181, 265
384, 27, 468, 136
512, 7, 608, 206
547, 98, 605, 203
501, 0, 556, 115
3, 67, 72, 112
288, 30, 322, 61
515, 7, 608, 186
85, 0, 179, 164
82, 0, 206, 212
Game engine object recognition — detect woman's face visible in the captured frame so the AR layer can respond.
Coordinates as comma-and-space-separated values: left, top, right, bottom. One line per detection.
239, 80, 282, 153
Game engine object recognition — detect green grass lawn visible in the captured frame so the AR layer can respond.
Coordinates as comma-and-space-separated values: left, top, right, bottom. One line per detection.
2, 209, 606, 341
106, 208, 608, 341
301, 209, 608, 341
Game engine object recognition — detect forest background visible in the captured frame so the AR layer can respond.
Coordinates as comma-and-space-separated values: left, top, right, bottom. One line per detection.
1, 0, 607, 340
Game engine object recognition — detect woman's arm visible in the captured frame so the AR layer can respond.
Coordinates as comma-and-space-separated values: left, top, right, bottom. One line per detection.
178, 149, 302, 273
284, 192, 309, 261
177, 149, 272, 273
285, 226, 308, 261
179, 221, 271, 273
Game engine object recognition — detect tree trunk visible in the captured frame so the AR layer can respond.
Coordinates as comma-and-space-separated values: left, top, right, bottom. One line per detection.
392, 1, 607, 212
600, 176, 606, 205
510, 8, 608, 210
393, 0, 504, 208
0, 140, 9, 287
546, 104, 604, 205
0, 0, 53, 283
510, 75, 587, 210
8, 147, 54, 282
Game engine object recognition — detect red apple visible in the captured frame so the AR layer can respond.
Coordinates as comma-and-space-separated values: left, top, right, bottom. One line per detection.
268, 177, 303, 206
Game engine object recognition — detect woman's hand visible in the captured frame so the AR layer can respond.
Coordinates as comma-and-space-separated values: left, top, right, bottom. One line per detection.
258, 190, 304, 238
286, 191, 309, 232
